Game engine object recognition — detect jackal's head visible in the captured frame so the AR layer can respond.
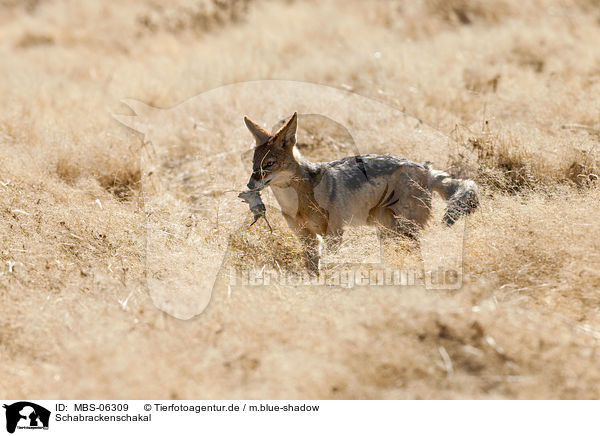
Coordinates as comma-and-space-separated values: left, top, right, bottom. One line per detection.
244, 112, 298, 190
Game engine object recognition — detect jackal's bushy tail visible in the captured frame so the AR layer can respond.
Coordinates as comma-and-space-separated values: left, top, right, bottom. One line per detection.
427, 165, 480, 225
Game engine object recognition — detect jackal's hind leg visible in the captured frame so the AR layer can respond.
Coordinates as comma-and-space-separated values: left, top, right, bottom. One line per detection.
371, 207, 419, 240
388, 194, 430, 240
392, 215, 422, 240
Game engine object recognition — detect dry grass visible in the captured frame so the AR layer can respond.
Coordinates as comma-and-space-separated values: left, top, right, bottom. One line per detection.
1, 0, 600, 399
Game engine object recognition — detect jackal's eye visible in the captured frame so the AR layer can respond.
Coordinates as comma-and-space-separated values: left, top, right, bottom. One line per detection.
263, 161, 275, 169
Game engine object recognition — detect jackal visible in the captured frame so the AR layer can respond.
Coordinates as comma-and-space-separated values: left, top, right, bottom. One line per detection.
244, 112, 479, 273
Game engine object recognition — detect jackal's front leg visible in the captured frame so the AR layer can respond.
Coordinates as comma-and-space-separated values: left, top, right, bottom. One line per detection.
324, 218, 344, 254
299, 232, 320, 275
282, 213, 320, 275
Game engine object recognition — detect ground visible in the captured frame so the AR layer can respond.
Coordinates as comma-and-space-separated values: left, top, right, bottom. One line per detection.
1, 0, 600, 399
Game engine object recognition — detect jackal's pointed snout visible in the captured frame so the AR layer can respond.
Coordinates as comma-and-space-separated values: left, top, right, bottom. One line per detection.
247, 175, 264, 190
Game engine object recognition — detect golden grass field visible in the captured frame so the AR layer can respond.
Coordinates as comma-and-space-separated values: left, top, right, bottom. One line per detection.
1, 0, 600, 399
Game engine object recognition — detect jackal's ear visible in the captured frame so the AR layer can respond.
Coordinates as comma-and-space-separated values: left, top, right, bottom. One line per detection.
274, 112, 297, 149
244, 116, 271, 145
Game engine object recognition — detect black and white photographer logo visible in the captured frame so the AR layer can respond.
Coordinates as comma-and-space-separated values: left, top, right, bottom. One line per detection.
3, 402, 50, 434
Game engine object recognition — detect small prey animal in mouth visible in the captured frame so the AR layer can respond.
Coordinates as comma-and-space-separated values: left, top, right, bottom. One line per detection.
238, 189, 273, 232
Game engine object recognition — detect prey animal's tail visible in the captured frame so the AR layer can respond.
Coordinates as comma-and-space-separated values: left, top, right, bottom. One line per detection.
426, 164, 480, 225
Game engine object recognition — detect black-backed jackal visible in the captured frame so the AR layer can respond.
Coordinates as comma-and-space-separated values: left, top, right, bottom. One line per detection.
244, 112, 479, 274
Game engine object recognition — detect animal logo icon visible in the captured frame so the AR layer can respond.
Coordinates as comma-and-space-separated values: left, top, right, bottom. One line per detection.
3, 402, 50, 434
